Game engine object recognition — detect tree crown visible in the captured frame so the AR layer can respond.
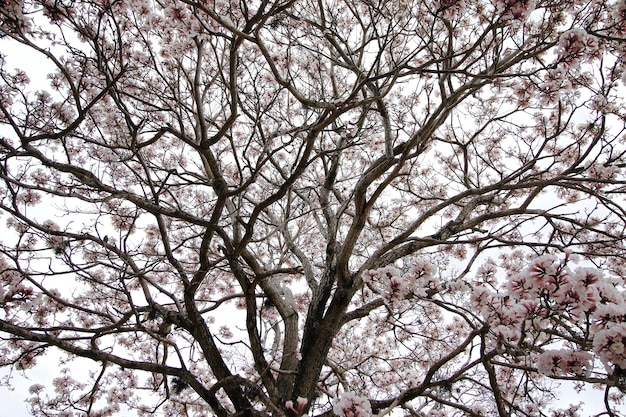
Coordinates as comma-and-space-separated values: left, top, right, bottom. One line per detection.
1, 0, 626, 416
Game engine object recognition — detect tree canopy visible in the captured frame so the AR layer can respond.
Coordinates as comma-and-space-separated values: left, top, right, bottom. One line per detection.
1, 0, 626, 415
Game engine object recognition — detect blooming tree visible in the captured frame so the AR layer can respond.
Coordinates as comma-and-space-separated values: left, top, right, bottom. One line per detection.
1, 0, 626, 415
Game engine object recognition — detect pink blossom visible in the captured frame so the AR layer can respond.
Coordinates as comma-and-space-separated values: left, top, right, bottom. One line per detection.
557, 29, 600, 68
363, 260, 441, 303
434, 0, 466, 19
536, 350, 592, 377
285, 397, 308, 415
16, 190, 42, 206
592, 304, 626, 331
611, 1, 626, 31
593, 324, 626, 368
495, 0, 537, 23
333, 392, 372, 417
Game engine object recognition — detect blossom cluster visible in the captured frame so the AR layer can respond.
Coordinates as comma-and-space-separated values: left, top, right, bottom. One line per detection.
332, 392, 372, 417
556, 29, 600, 68
612, 1, 626, 31
536, 349, 592, 377
495, 0, 537, 23
472, 254, 626, 373
0, 256, 36, 313
434, 0, 466, 19
593, 324, 626, 369
363, 259, 438, 305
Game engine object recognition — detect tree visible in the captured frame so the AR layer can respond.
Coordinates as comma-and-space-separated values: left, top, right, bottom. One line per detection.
1, 0, 626, 415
